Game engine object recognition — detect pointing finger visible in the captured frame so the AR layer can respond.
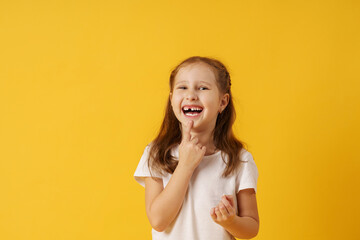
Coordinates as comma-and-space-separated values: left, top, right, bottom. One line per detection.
184, 120, 193, 141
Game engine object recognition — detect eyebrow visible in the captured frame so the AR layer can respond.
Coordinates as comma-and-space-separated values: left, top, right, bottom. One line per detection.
175, 81, 211, 86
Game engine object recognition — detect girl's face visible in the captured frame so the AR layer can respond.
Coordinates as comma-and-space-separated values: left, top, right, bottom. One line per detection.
170, 62, 229, 132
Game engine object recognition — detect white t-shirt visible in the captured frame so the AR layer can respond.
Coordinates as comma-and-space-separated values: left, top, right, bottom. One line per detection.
134, 143, 259, 240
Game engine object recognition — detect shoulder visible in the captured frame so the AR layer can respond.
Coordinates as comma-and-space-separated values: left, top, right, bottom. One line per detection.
143, 141, 156, 156
239, 147, 255, 163
235, 148, 258, 177
145, 141, 154, 151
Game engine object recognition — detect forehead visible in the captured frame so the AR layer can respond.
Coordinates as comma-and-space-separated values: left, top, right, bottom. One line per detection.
175, 62, 217, 84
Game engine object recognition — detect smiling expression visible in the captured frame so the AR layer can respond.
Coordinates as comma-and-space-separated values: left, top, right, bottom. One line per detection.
170, 62, 229, 131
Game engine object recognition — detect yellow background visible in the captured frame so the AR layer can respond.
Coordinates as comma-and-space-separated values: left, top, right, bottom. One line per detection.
1, 0, 359, 239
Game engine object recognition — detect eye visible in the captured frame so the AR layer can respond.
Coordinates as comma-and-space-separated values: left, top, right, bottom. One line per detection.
177, 86, 208, 90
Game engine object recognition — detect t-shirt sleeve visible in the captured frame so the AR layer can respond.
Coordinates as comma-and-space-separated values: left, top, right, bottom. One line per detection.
236, 150, 259, 193
134, 145, 163, 188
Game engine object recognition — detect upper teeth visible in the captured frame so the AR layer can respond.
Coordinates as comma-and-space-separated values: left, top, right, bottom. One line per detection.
183, 107, 202, 111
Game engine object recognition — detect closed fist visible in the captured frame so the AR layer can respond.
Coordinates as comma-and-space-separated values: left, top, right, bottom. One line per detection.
210, 195, 236, 227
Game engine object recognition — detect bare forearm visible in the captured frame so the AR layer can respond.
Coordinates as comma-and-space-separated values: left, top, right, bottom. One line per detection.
150, 165, 193, 231
222, 215, 259, 239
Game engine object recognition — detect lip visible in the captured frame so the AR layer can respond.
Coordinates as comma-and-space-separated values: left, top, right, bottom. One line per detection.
182, 105, 203, 119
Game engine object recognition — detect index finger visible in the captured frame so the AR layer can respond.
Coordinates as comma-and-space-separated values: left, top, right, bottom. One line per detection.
184, 120, 193, 141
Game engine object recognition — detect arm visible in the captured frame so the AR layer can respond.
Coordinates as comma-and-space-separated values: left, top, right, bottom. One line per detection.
145, 120, 206, 232
211, 188, 259, 239
144, 165, 194, 232
222, 215, 259, 239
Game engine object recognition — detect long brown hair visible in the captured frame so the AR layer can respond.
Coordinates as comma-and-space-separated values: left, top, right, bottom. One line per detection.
147, 56, 247, 178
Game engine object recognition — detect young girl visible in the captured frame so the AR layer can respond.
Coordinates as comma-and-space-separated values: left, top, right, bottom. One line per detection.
134, 56, 259, 240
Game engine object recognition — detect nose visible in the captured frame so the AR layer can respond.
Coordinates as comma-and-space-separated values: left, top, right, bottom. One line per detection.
185, 89, 198, 100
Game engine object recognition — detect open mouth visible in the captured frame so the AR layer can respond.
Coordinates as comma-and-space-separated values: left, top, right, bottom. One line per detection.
182, 106, 203, 116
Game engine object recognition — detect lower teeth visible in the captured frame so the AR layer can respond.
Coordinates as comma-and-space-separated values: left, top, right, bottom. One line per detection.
186, 112, 199, 116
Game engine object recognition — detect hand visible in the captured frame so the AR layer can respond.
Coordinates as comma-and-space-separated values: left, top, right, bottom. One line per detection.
210, 195, 236, 227
177, 120, 206, 172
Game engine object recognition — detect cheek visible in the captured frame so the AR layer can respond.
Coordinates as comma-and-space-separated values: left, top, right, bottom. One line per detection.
200, 97, 215, 108
171, 95, 182, 106
171, 98, 181, 113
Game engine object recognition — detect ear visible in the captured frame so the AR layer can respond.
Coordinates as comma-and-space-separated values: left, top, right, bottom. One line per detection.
220, 93, 229, 112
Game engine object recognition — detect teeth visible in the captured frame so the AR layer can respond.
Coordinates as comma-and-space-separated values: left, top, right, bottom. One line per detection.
185, 112, 199, 116
183, 107, 203, 111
